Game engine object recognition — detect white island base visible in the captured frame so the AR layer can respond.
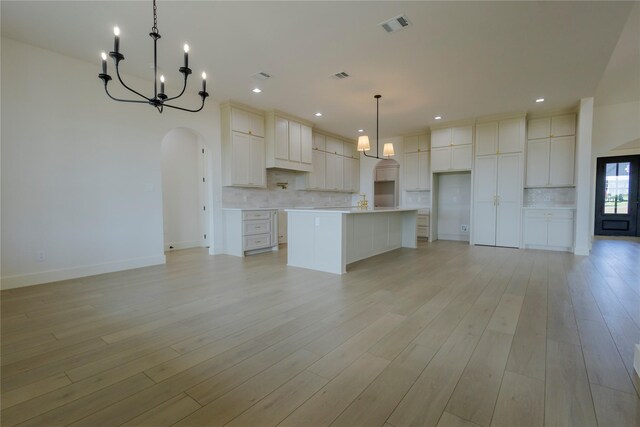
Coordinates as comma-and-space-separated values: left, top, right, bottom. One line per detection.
285, 208, 418, 274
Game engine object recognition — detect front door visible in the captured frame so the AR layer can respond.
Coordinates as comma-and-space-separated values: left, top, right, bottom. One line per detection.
595, 155, 640, 236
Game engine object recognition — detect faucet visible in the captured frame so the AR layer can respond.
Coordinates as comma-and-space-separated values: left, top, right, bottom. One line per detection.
357, 194, 368, 208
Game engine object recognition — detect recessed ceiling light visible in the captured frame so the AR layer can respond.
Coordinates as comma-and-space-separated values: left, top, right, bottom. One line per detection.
315, 112, 323, 117
434, 116, 442, 120
252, 88, 262, 93
536, 98, 545, 103
358, 129, 364, 133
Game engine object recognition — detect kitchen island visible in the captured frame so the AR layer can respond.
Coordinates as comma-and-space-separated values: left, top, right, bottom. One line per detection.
285, 207, 418, 274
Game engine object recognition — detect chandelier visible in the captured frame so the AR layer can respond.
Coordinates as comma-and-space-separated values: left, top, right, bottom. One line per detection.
98, 0, 208, 113
357, 95, 395, 159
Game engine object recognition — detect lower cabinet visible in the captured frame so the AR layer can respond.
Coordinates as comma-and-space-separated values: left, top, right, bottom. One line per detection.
417, 212, 430, 239
523, 209, 574, 251
224, 209, 278, 256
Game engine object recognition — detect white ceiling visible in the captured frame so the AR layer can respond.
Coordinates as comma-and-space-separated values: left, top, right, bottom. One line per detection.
1, 1, 635, 138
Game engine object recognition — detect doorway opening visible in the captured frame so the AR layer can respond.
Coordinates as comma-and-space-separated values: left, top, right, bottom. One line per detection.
373, 159, 399, 207
161, 128, 210, 251
594, 155, 640, 236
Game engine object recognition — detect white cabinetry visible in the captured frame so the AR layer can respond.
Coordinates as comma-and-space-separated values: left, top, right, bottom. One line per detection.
403, 134, 431, 191
221, 103, 266, 188
431, 125, 473, 172
298, 132, 359, 193
472, 117, 525, 248
265, 111, 313, 172
526, 114, 576, 187
417, 211, 430, 239
224, 209, 278, 256
523, 209, 574, 251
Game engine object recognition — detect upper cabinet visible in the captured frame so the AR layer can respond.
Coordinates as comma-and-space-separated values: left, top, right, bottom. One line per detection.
431, 125, 473, 172
265, 111, 313, 172
221, 103, 266, 188
525, 113, 576, 187
403, 134, 431, 191
476, 117, 525, 156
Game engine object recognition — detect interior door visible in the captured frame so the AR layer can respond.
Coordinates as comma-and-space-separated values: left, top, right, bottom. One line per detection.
473, 156, 498, 246
595, 155, 640, 236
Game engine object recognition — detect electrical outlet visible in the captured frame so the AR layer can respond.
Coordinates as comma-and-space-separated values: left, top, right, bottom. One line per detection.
460, 224, 469, 232
37, 251, 45, 262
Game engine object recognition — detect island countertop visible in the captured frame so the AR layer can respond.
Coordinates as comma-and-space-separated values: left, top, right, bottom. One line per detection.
284, 207, 419, 215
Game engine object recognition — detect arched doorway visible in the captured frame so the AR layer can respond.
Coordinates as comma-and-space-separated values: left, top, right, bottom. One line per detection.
161, 128, 210, 251
373, 159, 399, 207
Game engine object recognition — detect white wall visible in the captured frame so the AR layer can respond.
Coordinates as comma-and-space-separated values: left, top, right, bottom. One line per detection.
1, 38, 222, 289
161, 128, 207, 250
437, 173, 471, 241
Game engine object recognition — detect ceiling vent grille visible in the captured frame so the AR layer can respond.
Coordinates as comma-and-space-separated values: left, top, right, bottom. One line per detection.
332, 71, 350, 80
252, 72, 271, 80
380, 14, 411, 33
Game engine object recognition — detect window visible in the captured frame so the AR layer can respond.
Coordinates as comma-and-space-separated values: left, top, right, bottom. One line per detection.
604, 162, 630, 214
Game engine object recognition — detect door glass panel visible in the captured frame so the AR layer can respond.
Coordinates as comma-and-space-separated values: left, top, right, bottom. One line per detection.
604, 162, 630, 214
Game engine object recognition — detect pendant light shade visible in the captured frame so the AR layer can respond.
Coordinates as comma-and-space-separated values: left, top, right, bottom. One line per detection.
357, 135, 371, 152
360, 95, 395, 159
383, 143, 395, 157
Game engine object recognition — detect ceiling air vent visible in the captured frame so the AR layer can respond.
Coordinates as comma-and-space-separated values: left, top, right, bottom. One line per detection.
332, 71, 350, 80
380, 14, 411, 33
252, 72, 271, 80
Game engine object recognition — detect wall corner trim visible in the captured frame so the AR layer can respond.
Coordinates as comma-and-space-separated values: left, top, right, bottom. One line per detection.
0, 255, 167, 290
573, 246, 590, 256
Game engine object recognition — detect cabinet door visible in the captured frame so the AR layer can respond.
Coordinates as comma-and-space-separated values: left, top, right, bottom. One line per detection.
524, 217, 548, 246
275, 117, 289, 160
451, 145, 472, 170
475, 122, 498, 156
431, 147, 451, 172
549, 136, 575, 186
288, 121, 301, 162
418, 151, 430, 190
300, 125, 313, 164
231, 108, 250, 134
404, 135, 419, 153
309, 150, 325, 189
351, 157, 360, 192
312, 133, 325, 151
452, 126, 473, 146
418, 134, 430, 151
326, 137, 343, 155
496, 154, 522, 248
547, 219, 573, 247
473, 155, 498, 246
249, 112, 264, 137
527, 117, 550, 140
231, 132, 251, 185
249, 136, 265, 186
498, 118, 524, 154
343, 156, 352, 192
342, 142, 356, 159
526, 139, 550, 186
326, 154, 343, 191
431, 129, 451, 148
551, 114, 576, 137
404, 152, 419, 190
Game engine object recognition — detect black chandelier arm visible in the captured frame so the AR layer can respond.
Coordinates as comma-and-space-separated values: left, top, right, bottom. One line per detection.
113, 61, 152, 102
161, 98, 206, 113
163, 75, 188, 102
103, 84, 151, 104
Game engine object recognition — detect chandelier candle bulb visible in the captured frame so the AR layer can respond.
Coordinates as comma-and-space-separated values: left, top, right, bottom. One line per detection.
100, 52, 107, 74
160, 75, 165, 94
183, 44, 189, 68
113, 26, 120, 53
201, 72, 206, 92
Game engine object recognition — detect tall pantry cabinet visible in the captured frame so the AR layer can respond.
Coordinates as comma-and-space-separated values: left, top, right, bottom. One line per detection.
472, 117, 525, 247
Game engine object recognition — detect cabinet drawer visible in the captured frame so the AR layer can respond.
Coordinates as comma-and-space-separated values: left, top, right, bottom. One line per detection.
243, 210, 271, 220
417, 225, 429, 238
417, 215, 429, 226
244, 220, 271, 236
525, 209, 573, 220
244, 234, 271, 250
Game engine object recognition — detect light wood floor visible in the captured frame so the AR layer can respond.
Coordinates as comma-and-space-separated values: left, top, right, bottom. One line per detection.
1, 240, 639, 427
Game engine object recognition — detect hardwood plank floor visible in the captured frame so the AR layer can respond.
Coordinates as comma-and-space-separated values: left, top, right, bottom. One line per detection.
1, 239, 639, 426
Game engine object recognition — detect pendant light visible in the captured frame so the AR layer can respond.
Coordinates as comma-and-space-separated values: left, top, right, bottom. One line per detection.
98, 0, 209, 113
357, 95, 395, 159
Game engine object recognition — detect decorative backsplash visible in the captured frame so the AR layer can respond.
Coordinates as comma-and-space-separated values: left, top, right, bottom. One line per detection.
403, 190, 431, 208
222, 169, 352, 209
524, 187, 575, 207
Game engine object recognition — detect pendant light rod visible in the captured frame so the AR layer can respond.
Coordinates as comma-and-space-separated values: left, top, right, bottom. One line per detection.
361, 95, 394, 159
98, 0, 209, 113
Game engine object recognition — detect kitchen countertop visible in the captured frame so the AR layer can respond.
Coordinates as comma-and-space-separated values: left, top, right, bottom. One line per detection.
522, 206, 576, 210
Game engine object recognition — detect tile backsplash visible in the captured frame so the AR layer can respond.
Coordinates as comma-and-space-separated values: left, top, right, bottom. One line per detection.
222, 169, 353, 208
403, 190, 431, 208
524, 187, 575, 207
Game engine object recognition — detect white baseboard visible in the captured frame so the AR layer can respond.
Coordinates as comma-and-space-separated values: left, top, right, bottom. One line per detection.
0, 255, 166, 290
574, 245, 590, 256
164, 241, 203, 251
437, 234, 470, 242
